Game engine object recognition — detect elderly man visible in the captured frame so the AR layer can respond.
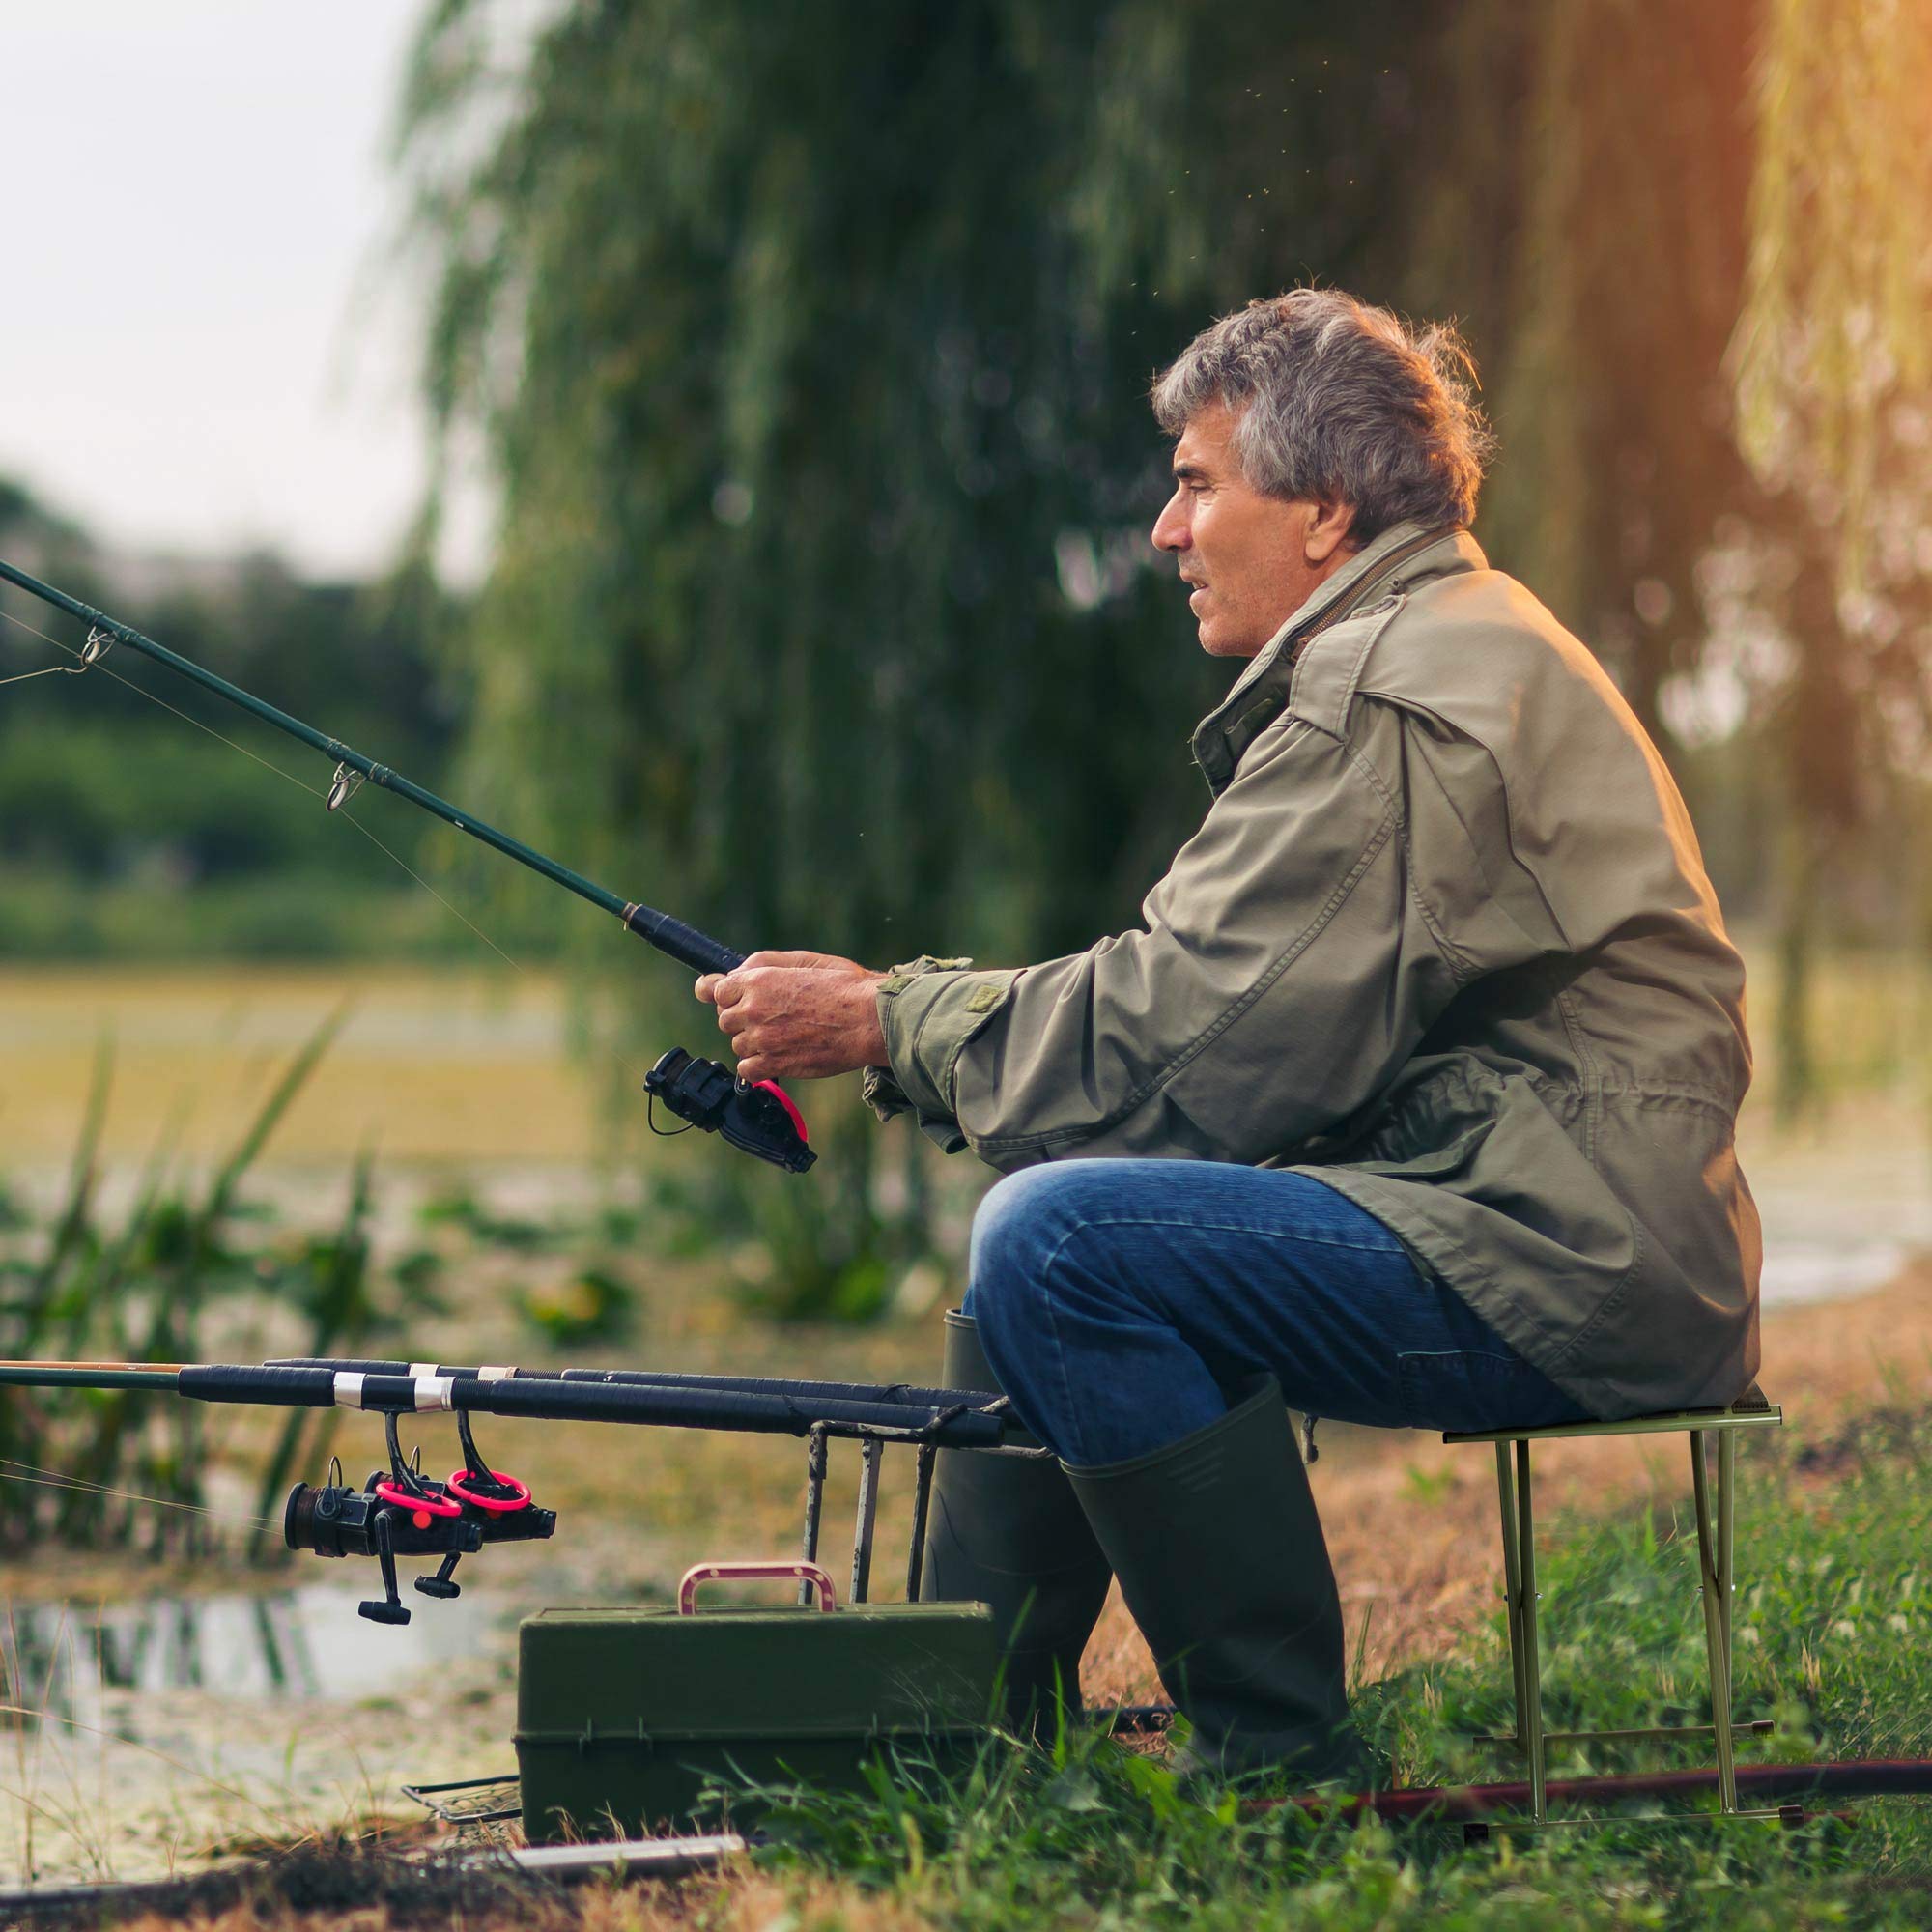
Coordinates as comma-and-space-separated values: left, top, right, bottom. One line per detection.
695, 289, 1760, 1785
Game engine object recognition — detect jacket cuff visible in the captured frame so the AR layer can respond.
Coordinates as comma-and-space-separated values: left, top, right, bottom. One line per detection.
863, 955, 1021, 1151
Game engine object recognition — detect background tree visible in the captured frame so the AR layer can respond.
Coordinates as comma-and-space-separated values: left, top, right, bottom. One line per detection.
1729, 0, 1932, 1110
398, 0, 1930, 1298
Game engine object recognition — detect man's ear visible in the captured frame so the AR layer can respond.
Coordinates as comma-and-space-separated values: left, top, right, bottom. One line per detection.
1303, 499, 1356, 565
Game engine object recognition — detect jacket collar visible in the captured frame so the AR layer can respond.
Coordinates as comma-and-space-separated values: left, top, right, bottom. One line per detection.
1190, 521, 1481, 791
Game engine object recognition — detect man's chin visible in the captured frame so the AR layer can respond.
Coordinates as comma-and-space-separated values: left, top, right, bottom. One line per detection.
1198, 625, 1260, 661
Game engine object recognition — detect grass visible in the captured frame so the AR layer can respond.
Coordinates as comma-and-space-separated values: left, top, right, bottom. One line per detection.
19, 1404, 1929, 1929
0, 1012, 463, 1556
578, 1403, 1918, 1932
0, 964, 601, 1168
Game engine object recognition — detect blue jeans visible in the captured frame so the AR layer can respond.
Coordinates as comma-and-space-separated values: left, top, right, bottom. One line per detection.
965, 1160, 1593, 1467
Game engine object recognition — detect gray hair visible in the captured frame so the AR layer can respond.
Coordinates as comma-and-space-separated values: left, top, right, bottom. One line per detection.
1151, 289, 1494, 540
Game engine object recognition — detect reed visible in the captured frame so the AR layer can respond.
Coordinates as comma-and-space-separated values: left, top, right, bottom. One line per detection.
0, 1007, 421, 1557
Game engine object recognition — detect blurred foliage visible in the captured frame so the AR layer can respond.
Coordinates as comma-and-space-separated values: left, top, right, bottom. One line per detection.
1729, 0, 1932, 1112
0, 1014, 439, 1558
515, 1264, 636, 1348
1738, 0, 1932, 589
391, 0, 1931, 1276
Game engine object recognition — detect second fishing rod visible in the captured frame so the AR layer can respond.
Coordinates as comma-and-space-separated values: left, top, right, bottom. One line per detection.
0, 554, 813, 1172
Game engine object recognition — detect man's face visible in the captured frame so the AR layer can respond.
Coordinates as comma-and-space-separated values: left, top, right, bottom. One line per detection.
1151, 399, 1355, 659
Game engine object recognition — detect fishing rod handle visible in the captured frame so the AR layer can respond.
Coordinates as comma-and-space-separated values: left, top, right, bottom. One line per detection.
620, 903, 743, 977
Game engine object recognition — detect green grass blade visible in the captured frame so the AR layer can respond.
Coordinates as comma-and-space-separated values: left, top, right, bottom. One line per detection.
28, 1034, 113, 1312
200, 999, 352, 1230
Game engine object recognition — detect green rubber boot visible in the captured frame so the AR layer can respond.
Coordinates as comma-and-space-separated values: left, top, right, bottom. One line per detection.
918, 1310, 1113, 1735
1065, 1376, 1371, 1787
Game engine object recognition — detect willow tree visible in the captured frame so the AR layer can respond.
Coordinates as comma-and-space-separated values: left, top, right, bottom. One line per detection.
1406, 0, 1932, 1113
1729, 0, 1932, 1110
394, 1, 1489, 966
393, 0, 1511, 1302
395, 0, 1921, 1294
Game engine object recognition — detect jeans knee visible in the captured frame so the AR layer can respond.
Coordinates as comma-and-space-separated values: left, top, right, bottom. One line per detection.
967, 1167, 1058, 1331
967, 1162, 1134, 1362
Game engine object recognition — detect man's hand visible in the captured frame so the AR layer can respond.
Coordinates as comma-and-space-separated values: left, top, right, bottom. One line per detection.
694, 950, 889, 1084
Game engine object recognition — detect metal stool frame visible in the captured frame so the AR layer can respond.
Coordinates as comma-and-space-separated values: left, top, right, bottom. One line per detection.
1443, 1387, 1784, 1827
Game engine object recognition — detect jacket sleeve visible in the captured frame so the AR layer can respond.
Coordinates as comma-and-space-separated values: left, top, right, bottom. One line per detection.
869, 709, 1504, 1171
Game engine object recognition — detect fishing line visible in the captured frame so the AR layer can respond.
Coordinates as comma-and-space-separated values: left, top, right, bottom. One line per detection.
337, 807, 651, 1080
0, 605, 325, 800
0, 1458, 282, 1533
338, 809, 531, 977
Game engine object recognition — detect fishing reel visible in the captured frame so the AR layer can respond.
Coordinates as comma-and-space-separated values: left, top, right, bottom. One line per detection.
284, 1408, 554, 1625
643, 1048, 816, 1173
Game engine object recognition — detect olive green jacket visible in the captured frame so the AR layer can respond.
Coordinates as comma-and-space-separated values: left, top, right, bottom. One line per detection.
866, 522, 1761, 1419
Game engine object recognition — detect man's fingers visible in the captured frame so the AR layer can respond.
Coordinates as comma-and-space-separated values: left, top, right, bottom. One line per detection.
737, 949, 836, 972
699, 970, 747, 1009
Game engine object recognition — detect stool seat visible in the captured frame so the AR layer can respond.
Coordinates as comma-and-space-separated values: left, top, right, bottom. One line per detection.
1442, 1383, 1784, 1827
1444, 1382, 1781, 1446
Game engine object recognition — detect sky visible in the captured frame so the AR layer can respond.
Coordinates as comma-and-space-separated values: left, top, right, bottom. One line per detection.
1, 3, 487, 582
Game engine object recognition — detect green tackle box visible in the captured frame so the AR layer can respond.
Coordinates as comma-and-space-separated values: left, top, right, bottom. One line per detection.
515, 1561, 996, 1841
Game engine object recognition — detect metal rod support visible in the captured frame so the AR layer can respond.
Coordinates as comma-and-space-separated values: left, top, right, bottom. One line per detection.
850, 1436, 883, 1605
1719, 1427, 1737, 1683
1493, 1442, 1526, 1741
800, 1426, 829, 1605
906, 1442, 937, 1601
1690, 1428, 1740, 1812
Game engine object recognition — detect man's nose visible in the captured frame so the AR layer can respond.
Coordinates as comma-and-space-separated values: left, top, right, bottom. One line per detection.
1151, 493, 1189, 554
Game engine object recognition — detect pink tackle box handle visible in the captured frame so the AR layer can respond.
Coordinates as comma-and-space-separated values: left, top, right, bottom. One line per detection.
677, 1559, 838, 1614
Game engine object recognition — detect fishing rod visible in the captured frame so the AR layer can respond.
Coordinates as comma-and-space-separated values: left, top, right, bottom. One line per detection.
0, 1357, 1026, 1625
0, 1359, 1012, 1442
0, 555, 813, 1173
265, 1354, 983, 1411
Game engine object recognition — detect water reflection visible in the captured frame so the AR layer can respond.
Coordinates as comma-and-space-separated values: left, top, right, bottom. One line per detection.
0, 1582, 495, 1743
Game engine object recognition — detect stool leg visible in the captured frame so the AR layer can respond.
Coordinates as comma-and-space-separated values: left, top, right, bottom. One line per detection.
1719, 1427, 1737, 1685
1690, 1428, 1738, 1812
1494, 1442, 1526, 1747
1514, 1437, 1547, 1821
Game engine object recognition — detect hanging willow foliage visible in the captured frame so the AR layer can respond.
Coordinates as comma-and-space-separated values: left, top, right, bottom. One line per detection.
1736, 0, 1932, 591
1727, 0, 1932, 1114
393, 1, 1927, 1260
392, 0, 1536, 972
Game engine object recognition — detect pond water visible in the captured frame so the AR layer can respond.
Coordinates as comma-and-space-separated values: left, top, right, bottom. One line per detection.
1740, 1098, 1932, 1308
0, 1577, 522, 1886
1, 1580, 499, 1742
